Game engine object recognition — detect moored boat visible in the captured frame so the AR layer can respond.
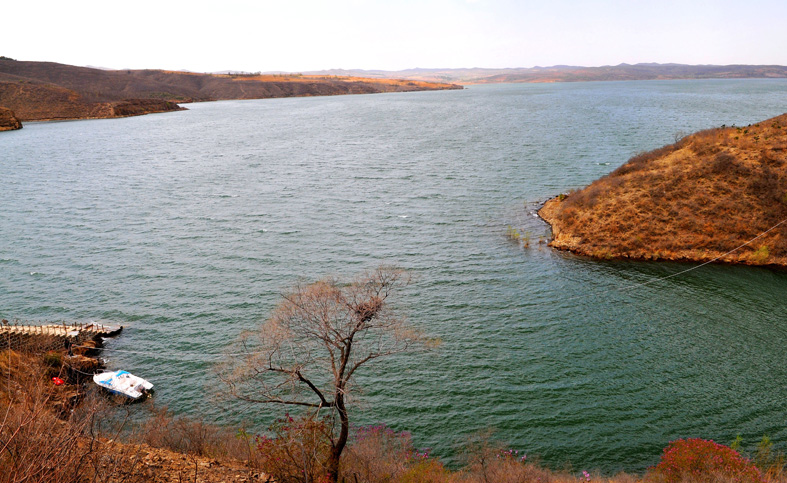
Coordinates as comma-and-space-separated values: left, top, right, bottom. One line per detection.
93, 370, 153, 400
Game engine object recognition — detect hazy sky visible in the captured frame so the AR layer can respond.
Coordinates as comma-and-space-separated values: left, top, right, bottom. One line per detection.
6, 0, 787, 72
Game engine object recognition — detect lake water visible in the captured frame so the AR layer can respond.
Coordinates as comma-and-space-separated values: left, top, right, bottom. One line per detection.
2, 80, 787, 473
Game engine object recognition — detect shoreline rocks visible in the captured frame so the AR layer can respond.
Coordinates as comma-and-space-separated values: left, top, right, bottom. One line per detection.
0, 106, 22, 131
111, 98, 186, 118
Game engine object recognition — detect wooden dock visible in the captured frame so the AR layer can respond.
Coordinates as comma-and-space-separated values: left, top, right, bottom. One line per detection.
0, 321, 122, 351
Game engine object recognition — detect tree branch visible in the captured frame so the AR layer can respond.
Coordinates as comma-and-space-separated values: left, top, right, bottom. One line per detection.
295, 370, 332, 408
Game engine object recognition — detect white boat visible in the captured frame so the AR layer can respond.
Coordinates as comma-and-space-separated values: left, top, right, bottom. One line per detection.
93, 370, 153, 400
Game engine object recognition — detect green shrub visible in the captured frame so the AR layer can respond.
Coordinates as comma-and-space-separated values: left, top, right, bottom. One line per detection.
752, 245, 770, 264
42, 351, 62, 367
506, 225, 521, 242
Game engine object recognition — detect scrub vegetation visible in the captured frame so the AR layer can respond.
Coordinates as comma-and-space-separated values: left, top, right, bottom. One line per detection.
3, 359, 786, 483
540, 113, 787, 266
3, 271, 786, 481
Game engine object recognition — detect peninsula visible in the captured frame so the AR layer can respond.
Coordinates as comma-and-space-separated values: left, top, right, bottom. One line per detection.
539, 114, 787, 267
0, 58, 462, 122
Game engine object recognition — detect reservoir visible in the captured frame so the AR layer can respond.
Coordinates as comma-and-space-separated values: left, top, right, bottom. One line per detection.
2, 79, 787, 472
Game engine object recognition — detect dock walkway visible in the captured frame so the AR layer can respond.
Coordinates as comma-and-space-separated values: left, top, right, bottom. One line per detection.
0, 321, 122, 351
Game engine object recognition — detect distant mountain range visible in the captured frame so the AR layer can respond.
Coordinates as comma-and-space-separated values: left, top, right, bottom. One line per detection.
3, 59, 785, 124
306, 63, 787, 84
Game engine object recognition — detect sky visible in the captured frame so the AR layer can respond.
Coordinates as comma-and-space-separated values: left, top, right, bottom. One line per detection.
5, 0, 787, 72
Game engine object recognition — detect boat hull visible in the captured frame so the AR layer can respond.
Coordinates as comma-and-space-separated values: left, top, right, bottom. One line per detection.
93, 370, 153, 400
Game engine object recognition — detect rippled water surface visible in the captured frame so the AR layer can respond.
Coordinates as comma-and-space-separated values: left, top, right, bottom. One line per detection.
2, 80, 787, 472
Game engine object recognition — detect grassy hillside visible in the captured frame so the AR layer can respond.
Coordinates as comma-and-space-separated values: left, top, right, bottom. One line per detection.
0, 59, 461, 121
539, 114, 787, 267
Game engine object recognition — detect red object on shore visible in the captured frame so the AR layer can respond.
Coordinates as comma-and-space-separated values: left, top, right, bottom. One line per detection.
52, 377, 65, 386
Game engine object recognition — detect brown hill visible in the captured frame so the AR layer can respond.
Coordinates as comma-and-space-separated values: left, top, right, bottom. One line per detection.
0, 59, 462, 121
0, 81, 184, 121
539, 113, 787, 267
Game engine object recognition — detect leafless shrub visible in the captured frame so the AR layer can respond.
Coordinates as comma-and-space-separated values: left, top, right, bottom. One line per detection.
137, 406, 259, 465
256, 414, 331, 483
341, 424, 417, 483
457, 432, 554, 483
611, 144, 679, 177
0, 350, 146, 483
710, 153, 745, 175
759, 150, 785, 168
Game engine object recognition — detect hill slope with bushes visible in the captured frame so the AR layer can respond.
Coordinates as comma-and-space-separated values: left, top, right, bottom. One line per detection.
0, 58, 461, 121
539, 113, 787, 267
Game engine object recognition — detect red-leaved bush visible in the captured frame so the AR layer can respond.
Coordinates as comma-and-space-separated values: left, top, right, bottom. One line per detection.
651, 438, 763, 483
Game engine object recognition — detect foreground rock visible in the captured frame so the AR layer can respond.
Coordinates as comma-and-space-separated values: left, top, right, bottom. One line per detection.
540, 113, 787, 267
0, 106, 22, 130
101, 441, 268, 483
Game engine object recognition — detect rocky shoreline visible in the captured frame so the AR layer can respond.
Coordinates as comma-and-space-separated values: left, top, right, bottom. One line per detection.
0, 106, 22, 130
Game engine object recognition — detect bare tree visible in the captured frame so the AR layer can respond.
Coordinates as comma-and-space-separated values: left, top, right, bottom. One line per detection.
222, 265, 420, 483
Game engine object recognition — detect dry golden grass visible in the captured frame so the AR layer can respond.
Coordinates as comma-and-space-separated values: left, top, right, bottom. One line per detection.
233, 74, 457, 88
540, 113, 787, 266
158, 69, 460, 88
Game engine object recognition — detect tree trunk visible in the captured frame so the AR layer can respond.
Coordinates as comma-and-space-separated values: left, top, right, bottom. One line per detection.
326, 394, 350, 483
327, 446, 341, 483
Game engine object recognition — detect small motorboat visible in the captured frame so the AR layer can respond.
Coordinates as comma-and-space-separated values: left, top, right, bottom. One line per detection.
93, 370, 153, 400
